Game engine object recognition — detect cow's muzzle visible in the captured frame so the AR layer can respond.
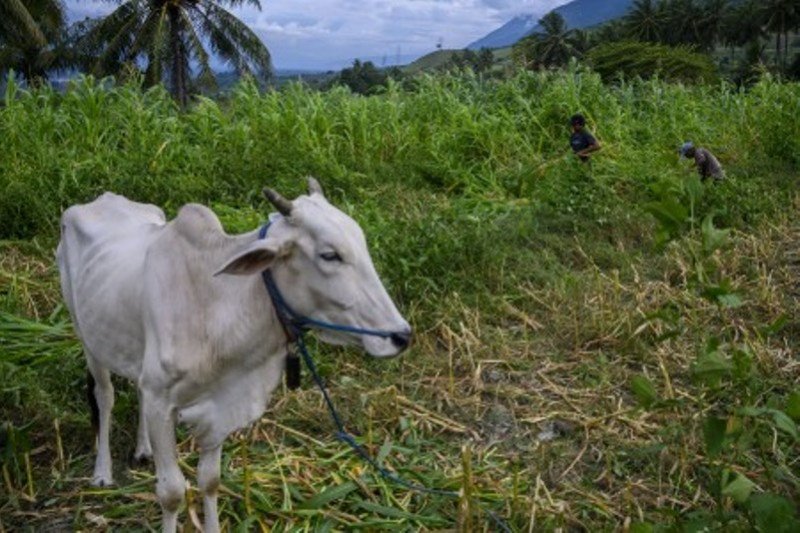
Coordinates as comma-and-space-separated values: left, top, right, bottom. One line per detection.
389, 330, 412, 351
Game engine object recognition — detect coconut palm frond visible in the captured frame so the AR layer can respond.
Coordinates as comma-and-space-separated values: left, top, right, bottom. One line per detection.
180, 9, 217, 91
0, 0, 47, 46
138, 7, 170, 86
189, 6, 245, 73
24, 0, 67, 38
197, 2, 271, 78
0, 0, 72, 83
219, 0, 263, 9
79, 1, 144, 74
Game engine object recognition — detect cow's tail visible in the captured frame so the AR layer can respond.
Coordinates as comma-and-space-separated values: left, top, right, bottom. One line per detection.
87, 370, 99, 437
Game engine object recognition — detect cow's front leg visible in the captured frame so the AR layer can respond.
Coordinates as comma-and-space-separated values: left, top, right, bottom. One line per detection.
143, 394, 185, 533
198, 444, 222, 533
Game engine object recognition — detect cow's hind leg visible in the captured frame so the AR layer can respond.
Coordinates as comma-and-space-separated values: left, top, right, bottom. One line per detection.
87, 360, 114, 486
143, 393, 185, 533
198, 444, 222, 533
132, 388, 152, 464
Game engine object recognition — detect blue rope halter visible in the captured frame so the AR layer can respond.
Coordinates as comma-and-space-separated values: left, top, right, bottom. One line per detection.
258, 221, 511, 531
258, 222, 401, 342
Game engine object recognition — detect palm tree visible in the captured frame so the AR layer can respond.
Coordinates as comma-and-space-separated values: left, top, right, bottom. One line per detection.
519, 11, 582, 69
0, 0, 70, 84
761, 0, 799, 67
661, 0, 702, 47
589, 19, 627, 47
79, 0, 272, 107
624, 0, 664, 43
721, 1, 765, 63
694, 0, 730, 51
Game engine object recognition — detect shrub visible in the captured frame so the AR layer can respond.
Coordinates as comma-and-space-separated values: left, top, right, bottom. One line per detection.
588, 41, 718, 83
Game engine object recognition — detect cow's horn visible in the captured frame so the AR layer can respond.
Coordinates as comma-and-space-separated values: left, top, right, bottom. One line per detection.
307, 176, 324, 196
262, 187, 293, 216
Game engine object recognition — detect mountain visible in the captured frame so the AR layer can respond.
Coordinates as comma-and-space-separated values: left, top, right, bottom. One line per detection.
467, 0, 634, 50
467, 14, 540, 51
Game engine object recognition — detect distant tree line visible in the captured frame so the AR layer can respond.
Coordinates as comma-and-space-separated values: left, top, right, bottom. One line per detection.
326, 60, 404, 95
4, 0, 800, 104
443, 48, 494, 73
513, 0, 800, 82
329, 47, 496, 96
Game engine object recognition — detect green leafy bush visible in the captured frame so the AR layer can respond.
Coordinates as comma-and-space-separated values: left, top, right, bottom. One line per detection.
588, 41, 718, 83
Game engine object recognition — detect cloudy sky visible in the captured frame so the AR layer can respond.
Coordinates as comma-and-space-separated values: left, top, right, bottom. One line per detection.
66, 0, 568, 71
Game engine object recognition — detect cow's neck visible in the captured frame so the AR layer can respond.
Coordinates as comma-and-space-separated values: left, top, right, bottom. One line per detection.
202, 231, 287, 366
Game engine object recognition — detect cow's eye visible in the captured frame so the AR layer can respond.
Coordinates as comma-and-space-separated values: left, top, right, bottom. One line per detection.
320, 251, 342, 262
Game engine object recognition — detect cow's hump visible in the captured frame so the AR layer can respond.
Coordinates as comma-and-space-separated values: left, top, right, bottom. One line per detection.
171, 203, 226, 248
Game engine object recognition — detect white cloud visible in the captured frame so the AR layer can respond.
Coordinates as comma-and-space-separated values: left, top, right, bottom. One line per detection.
65, 0, 570, 70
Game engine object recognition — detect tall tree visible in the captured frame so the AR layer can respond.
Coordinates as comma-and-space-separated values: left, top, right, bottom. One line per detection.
79, 0, 272, 107
624, 0, 664, 43
516, 11, 583, 69
661, 0, 702, 47
761, 0, 799, 67
721, 0, 765, 62
590, 19, 627, 47
694, 0, 730, 51
335, 60, 388, 95
0, 0, 70, 84
476, 48, 494, 73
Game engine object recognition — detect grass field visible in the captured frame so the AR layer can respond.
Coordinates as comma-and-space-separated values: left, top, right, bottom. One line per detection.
1, 67, 799, 531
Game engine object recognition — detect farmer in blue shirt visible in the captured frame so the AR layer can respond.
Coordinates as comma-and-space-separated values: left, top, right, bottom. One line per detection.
569, 114, 601, 162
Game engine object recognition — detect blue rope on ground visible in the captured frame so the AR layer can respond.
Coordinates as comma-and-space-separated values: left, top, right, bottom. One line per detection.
296, 335, 459, 498
295, 335, 512, 532
259, 221, 512, 532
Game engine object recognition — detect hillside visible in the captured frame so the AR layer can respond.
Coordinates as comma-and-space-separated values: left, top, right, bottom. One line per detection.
468, 0, 633, 50
402, 49, 463, 74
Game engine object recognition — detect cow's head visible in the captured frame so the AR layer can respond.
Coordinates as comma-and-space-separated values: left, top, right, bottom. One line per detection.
217, 177, 411, 357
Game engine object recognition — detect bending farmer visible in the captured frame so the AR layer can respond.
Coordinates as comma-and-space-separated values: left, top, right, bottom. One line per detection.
679, 141, 725, 182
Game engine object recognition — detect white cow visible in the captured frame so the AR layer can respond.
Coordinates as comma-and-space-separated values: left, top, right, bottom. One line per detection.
57, 178, 411, 532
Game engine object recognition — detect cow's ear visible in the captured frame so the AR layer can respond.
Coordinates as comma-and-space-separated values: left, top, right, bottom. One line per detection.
215, 239, 289, 276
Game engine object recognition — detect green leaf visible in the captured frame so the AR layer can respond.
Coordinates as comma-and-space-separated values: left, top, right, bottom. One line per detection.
703, 416, 727, 456
721, 470, 755, 504
629, 522, 654, 533
691, 340, 732, 386
731, 346, 754, 381
700, 279, 743, 308
786, 390, 800, 421
644, 198, 688, 243
377, 438, 392, 463
739, 407, 799, 440
748, 493, 799, 533
678, 510, 716, 533
769, 410, 798, 440
299, 481, 359, 509
701, 215, 729, 254
357, 501, 445, 522
630, 375, 658, 408
759, 314, 788, 337
683, 174, 704, 207
739, 406, 765, 417
716, 292, 743, 308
